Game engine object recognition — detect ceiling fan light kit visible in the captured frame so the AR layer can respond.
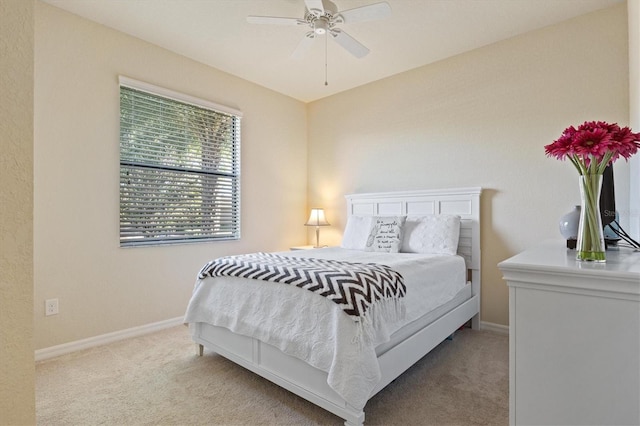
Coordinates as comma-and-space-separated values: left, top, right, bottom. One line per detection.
247, 0, 391, 73
313, 18, 329, 35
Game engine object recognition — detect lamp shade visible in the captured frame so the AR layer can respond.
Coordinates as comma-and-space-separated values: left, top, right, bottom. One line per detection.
304, 208, 330, 227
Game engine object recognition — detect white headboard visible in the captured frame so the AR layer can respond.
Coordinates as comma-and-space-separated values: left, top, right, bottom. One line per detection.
344, 188, 482, 273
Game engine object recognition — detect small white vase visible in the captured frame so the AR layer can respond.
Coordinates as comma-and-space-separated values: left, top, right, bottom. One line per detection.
559, 205, 581, 242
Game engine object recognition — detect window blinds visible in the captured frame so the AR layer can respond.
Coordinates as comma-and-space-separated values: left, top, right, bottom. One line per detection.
119, 79, 241, 246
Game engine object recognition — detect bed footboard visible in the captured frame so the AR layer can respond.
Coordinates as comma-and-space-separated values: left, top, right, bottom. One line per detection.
191, 322, 366, 426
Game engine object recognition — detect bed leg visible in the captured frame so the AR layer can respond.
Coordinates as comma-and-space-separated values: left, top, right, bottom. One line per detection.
471, 313, 480, 329
195, 343, 204, 356
343, 410, 364, 426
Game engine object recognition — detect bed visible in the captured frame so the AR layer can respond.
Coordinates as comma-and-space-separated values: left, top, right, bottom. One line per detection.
184, 187, 482, 425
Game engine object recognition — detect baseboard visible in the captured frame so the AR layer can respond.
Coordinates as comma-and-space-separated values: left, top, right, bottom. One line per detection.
35, 317, 508, 361
35, 316, 184, 361
479, 321, 509, 335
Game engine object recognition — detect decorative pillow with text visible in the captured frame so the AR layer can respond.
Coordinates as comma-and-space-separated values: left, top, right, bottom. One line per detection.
365, 216, 406, 253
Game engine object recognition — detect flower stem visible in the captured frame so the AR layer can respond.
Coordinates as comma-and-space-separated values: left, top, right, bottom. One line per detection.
577, 174, 606, 262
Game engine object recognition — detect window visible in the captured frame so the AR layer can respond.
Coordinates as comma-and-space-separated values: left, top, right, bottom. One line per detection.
119, 77, 241, 247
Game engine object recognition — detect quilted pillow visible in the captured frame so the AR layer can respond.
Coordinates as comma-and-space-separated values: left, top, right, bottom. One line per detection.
341, 215, 373, 250
401, 215, 461, 255
365, 216, 406, 253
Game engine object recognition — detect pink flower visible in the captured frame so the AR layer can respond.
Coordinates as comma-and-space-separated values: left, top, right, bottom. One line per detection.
545, 120, 640, 175
545, 126, 576, 159
571, 127, 611, 159
610, 126, 640, 161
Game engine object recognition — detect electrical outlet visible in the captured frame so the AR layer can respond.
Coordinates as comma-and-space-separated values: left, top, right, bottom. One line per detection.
45, 298, 59, 316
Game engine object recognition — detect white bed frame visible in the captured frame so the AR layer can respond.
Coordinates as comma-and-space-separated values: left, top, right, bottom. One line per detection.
191, 187, 482, 425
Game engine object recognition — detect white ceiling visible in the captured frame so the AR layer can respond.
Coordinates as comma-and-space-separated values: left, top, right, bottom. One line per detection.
42, 0, 623, 102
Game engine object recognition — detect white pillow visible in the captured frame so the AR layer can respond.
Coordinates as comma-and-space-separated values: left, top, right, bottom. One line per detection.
401, 215, 461, 255
341, 215, 373, 250
365, 216, 406, 253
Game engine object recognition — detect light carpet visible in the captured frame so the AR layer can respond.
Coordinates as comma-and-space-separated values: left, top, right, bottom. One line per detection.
36, 326, 508, 425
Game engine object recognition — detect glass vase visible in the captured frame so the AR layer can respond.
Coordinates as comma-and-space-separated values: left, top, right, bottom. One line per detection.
576, 174, 606, 262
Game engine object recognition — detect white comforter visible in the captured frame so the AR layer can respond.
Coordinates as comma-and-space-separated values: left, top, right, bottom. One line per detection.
183, 247, 466, 409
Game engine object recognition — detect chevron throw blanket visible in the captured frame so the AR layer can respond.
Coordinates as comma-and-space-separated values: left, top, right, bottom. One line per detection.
198, 252, 406, 322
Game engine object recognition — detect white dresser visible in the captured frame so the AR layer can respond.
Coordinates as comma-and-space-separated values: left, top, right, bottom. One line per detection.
499, 241, 640, 426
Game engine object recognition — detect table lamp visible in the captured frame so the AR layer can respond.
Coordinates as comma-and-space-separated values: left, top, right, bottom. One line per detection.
304, 208, 330, 248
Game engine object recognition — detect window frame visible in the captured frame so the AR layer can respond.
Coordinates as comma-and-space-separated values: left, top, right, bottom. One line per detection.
118, 76, 242, 247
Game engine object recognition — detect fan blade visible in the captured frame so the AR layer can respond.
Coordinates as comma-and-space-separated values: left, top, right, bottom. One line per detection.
338, 2, 391, 24
291, 32, 316, 59
331, 29, 369, 58
304, 0, 325, 16
247, 16, 305, 26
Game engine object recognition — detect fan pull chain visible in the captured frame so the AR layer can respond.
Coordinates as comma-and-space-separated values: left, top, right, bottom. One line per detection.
324, 32, 328, 86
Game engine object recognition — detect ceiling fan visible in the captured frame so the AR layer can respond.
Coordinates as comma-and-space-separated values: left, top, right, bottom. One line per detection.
247, 0, 392, 60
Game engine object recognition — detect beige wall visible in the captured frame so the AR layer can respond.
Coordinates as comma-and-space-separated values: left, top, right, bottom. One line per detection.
34, 2, 307, 349
0, 0, 36, 424
307, 4, 629, 326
